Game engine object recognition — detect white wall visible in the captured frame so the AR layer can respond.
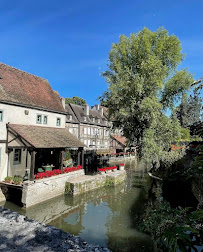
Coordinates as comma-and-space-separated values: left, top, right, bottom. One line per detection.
0, 103, 66, 139
0, 103, 66, 181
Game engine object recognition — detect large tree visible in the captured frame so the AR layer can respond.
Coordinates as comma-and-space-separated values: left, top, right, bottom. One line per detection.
65, 96, 86, 106
100, 27, 193, 160
176, 93, 202, 128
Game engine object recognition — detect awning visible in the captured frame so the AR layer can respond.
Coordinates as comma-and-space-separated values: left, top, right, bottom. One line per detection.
7, 124, 85, 148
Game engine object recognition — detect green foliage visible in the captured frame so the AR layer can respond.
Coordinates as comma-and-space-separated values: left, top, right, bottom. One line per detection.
13, 175, 23, 185
64, 149, 71, 160
139, 201, 203, 252
65, 96, 86, 106
65, 182, 73, 194
141, 114, 182, 163
100, 27, 193, 160
176, 93, 202, 129
178, 127, 190, 141
4, 175, 23, 185
160, 148, 186, 169
4, 176, 13, 183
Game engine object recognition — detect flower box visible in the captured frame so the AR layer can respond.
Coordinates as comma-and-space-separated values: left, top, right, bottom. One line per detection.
34, 166, 83, 180
98, 166, 118, 174
119, 163, 125, 171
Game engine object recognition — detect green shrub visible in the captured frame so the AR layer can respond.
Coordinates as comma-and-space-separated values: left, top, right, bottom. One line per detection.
139, 201, 203, 252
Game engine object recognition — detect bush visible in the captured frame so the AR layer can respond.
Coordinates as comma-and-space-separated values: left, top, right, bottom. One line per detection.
139, 201, 203, 252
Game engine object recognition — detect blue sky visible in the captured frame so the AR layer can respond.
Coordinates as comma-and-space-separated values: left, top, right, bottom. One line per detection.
0, 0, 202, 106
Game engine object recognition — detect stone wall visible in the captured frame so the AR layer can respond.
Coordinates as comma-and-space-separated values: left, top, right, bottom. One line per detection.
65, 171, 126, 195
22, 169, 85, 208
0, 189, 6, 202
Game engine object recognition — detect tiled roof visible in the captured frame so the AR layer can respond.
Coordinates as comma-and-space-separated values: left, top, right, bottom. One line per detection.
0, 63, 65, 113
69, 103, 107, 126
111, 135, 127, 147
65, 104, 79, 124
8, 124, 85, 148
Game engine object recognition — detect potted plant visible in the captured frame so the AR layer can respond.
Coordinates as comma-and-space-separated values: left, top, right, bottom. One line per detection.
119, 163, 125, 171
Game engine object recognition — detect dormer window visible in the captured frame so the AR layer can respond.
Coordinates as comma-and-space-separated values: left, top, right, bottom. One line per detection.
92, 117, 95, 123
68, 115, 72, 121
0, 110, 3, 122
56, 117, 61, 126
36, 114, 42, 124
83, 116, 86, 121
97, 119, 100, 123
43, 115, 48, 124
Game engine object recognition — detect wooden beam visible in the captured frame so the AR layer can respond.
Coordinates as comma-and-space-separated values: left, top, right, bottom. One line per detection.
77, 149, 81, 166
60, 150, 64, 170
81, 148, 84, 168
0, 140, 6, 143
30, 150, 36, 181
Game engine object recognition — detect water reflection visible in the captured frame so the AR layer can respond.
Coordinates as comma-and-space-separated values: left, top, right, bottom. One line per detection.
1, 160, 155, 251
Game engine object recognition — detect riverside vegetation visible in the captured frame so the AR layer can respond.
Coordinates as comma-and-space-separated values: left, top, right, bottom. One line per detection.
100, 26, 203, 251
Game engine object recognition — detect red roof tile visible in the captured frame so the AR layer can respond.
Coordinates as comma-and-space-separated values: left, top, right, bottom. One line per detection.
111, 135, 127, 147
0, 63, 65, 113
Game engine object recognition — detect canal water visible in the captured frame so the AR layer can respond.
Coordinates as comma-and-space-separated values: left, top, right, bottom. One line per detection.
1, 160, 157, 251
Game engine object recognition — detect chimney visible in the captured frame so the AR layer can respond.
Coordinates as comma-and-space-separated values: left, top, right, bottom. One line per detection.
96, 104, 100, 110
60, 97, 65, 109
84, 104, 89, 116
99, 107, 103, 116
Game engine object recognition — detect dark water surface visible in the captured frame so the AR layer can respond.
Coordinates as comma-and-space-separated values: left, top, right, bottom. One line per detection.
1, 160, 155, 252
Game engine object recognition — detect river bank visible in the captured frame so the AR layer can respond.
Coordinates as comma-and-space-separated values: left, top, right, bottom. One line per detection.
0, 206, 111, 252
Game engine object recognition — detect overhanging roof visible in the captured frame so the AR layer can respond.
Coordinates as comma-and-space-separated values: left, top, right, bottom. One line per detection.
7, 124, 85, 148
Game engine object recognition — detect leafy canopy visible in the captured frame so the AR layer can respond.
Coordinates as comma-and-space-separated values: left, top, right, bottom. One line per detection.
100, 27, 194, 160
65, 96, 86, 106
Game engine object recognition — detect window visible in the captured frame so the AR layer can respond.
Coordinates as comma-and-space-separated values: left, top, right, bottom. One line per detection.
92, 118, 95, 123
0, 110, 3, 122
88, 139, 90, 147
92, 140, 96, 146
36, 114, 42, 124
68, 115, 72, 121
83, 116, 86, 121
84, 139, 87, 146
84, 127, 87, 134
97, 141, 100, 147
69, 128, 73, 133
56, 117, 61, 126
105, 130, 109, 136
97, 119, 100, 123
88, 127, 90, 135
43, 115, 48, 124
13, 149, 21, 165
105, 141, 108, 147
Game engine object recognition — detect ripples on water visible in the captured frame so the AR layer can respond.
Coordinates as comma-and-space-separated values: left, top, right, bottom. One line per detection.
1, 160, 156, 251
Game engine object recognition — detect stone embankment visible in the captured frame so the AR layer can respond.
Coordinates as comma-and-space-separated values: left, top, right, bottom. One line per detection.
0, 206, 111, 252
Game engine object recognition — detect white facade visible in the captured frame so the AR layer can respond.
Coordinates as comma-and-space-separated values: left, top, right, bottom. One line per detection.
0, 103, 66, 181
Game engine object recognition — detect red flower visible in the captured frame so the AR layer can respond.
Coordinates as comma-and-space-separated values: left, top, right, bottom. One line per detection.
119, 163, 124, 166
